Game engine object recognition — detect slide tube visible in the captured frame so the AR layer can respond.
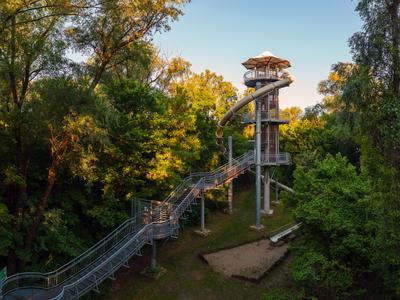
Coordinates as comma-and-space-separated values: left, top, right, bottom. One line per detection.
216, 74, 295, 153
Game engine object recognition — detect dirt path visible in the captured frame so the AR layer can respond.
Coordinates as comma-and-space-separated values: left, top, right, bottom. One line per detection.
203, 239, 288, 280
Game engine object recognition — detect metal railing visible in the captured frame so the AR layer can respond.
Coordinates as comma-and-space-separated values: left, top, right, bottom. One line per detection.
52, 224, 153, 300
0, 214, 145, 298
1, 151, 255, 300
261, 152, 290, 165
270, 223, 302, 243
244, 69, 284, 84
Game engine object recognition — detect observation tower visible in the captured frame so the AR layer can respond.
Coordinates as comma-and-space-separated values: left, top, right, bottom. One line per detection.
242, 51, 291, 229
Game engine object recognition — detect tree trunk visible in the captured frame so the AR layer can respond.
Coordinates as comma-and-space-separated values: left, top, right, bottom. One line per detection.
89, 59, 109, 91
5, 14, 28, 275
14, 126, 27, 228
25, 138, 69, 251
6, 250, 18, 276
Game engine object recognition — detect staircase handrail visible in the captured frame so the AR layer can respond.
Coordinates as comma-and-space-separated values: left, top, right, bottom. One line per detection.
0, 215, 142, 295
50, 224, 153, 300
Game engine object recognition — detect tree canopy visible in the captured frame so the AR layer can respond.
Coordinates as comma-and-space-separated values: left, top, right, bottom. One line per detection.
1, 1, 400, 299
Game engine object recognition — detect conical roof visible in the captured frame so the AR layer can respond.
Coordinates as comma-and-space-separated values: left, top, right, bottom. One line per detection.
242, 50, 291, 69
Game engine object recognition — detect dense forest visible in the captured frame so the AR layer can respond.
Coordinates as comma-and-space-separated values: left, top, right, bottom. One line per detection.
0, 0, 399, 299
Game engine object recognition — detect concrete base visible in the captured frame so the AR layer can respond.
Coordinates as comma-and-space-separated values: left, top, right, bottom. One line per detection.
261, 209, 274, 216
194, 228, 211, 237
249, 224, 265, 231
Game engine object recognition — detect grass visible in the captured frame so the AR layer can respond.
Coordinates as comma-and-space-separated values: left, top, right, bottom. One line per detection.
97, 179, 295, 300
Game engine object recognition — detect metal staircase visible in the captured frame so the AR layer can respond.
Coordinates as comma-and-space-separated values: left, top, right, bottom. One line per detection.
0, 151, 255, 300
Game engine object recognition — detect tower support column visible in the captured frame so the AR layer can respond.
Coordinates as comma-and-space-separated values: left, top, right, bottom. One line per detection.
262, 167, 273, 215
194, 192, 210, 236
228, 135, 233, 214
150, 239, 157, 268
251, 83, 264, 231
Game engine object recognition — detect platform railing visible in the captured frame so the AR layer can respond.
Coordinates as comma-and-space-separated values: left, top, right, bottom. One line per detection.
244, 69, 283, 83
261, 152, 290, 165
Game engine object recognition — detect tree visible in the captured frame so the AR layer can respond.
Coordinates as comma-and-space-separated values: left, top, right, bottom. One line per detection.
68, 0, 189, 90
280, 106, 302, 122
349, 0, 400, 169
170, 69, 241, 171
289, 154, 374, 298
99, 78, 200, 200
280, 117, 333, 165
0, 0, 189, 274
0, 0, 75, 274
318, 63, 361, 166
346, 1, 400, 294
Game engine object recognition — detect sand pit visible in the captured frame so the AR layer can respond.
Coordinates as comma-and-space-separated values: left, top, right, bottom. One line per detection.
202, 239, 288, 281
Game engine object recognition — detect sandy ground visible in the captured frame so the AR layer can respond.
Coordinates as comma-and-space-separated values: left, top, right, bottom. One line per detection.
203, 239, 288, 280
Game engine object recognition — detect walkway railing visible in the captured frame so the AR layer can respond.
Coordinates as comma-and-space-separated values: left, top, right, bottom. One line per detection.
262, 152, 290, 165
0, 213, 146, 298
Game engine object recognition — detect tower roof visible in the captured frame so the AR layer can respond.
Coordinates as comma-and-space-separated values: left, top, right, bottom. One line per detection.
242, 50, 291, 69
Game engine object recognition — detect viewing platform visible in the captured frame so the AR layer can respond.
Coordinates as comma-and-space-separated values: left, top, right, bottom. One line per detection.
261, 152, 290, 166
242, 51, 291, 88
243, 69, 284, 87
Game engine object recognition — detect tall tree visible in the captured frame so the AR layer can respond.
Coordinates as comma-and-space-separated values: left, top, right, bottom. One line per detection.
68, 0, 189, 90
170, 69, 242, 171
0, 0, 76, 274
289, 155, 373, 298
0, 0, 189, 274
348, 1, 400, 294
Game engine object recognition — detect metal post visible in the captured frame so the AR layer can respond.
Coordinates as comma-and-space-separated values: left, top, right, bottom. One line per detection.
200, 193, 205, 231
194, 192, 210, 236
262, 167, 272, 215
255, 82, 262, 228
276, 179, 279, 204
151, 239, 156, 268
228, 135, 233, 214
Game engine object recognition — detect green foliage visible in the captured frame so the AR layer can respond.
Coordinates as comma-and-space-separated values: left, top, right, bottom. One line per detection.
0, 0, 192, 273
280, 106, 302, 122
280, 118, 333, 164
0, 203, 12, 256
3, 166, 26, 188
289, 154, 373, 298
34, 208, 85, 270
319, 1, 400, 296
170, 69, 241, 172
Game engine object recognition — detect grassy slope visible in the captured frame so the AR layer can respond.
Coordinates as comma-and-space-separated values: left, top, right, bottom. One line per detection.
100, 180, 294, 300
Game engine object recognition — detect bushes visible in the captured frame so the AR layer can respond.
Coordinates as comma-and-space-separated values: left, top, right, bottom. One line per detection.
288, 154, 374, 298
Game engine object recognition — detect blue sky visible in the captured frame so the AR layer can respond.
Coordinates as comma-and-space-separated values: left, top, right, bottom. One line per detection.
153, 0, 363, 109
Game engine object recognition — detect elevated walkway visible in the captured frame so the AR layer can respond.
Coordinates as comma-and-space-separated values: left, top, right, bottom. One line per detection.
0, 151, 254, 300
